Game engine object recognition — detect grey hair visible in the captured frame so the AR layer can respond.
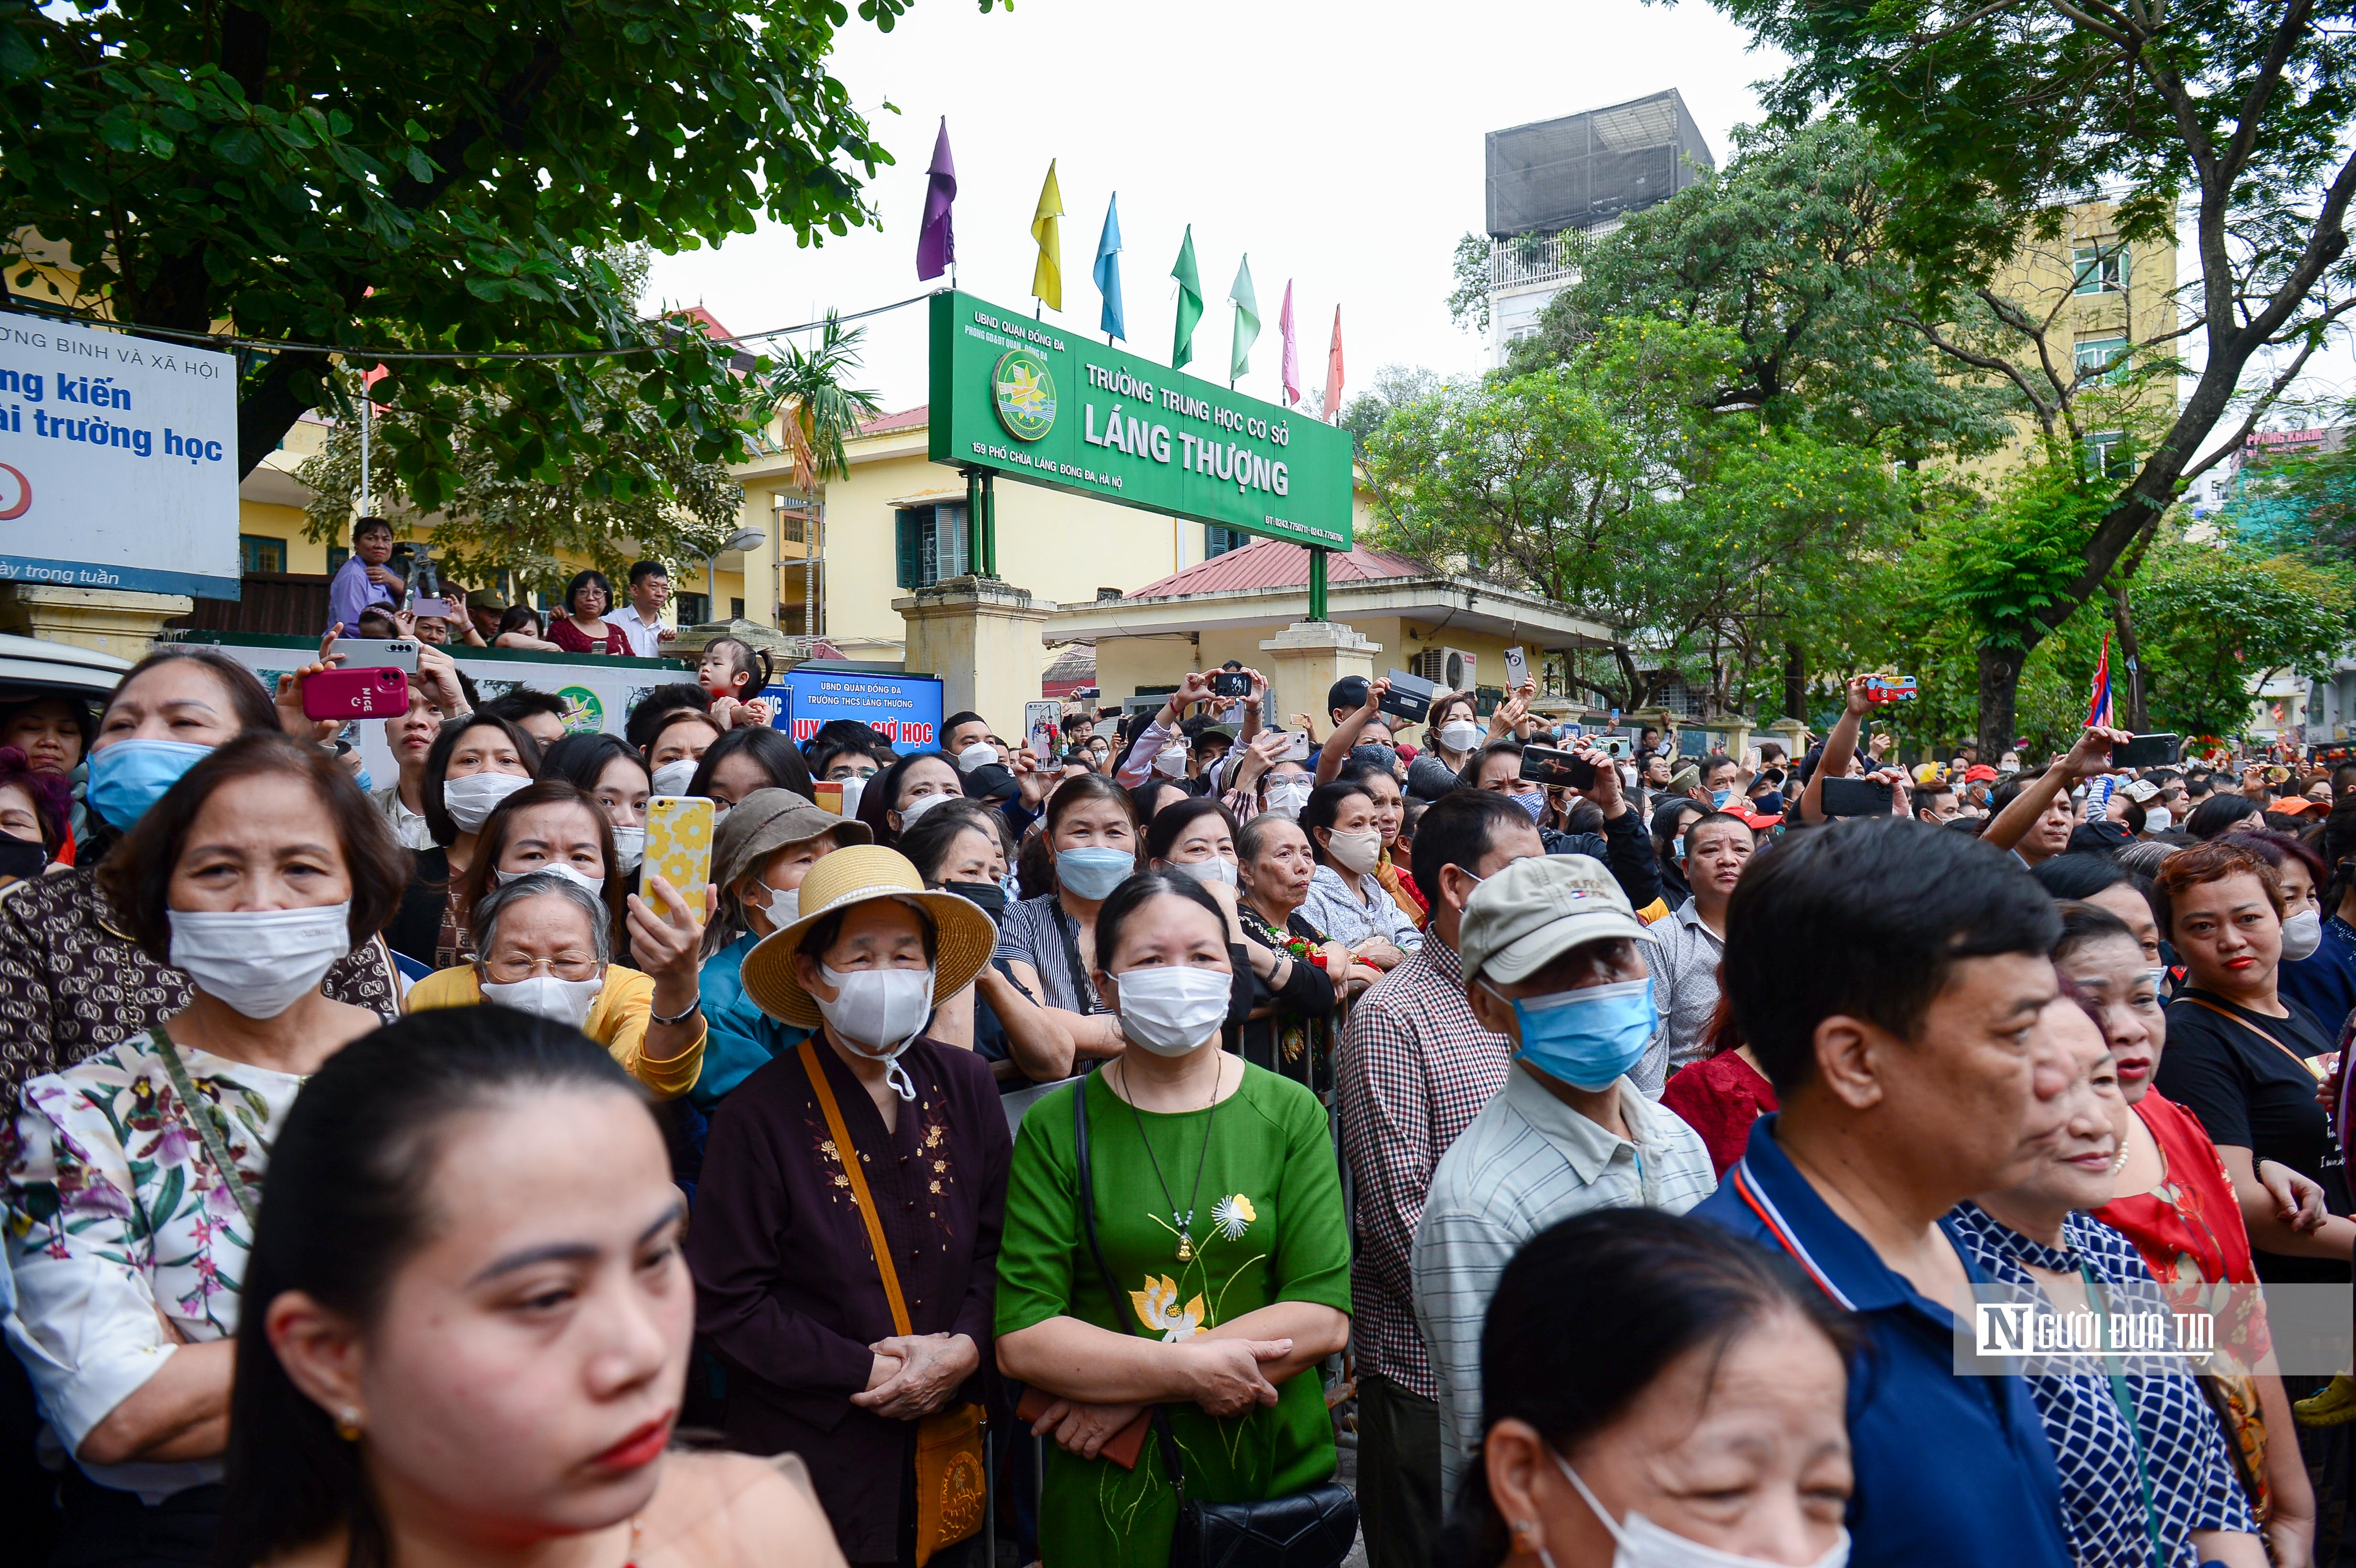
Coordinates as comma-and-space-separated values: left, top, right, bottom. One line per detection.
471, 871, 612, 969
2111, 840, 2177, 879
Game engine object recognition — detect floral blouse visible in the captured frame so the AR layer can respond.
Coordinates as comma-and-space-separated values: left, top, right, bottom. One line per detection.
4, 1032, 301, 1500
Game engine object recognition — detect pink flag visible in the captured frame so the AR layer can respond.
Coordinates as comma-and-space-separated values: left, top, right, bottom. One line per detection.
1324, 306, 1345, 421
1278, 281, 1301, 406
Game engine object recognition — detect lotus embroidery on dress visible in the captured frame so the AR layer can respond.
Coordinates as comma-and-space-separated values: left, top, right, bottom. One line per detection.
1211, 1192, 1255, 1241
1130, 1274, 1205, 1341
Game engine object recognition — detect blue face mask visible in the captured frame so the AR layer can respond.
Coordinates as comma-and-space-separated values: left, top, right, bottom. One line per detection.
87, 739, 211, 830
1711, 786, 1732, 809
1509, 788, 1548, 820
1056, 846, 1134, 901
1753, 790, 1784, 815
354, 769, 374, 794
1488, 975, 1658, 1091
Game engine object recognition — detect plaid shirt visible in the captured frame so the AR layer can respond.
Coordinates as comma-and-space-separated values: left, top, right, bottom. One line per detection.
1338, 935, 1512, 1400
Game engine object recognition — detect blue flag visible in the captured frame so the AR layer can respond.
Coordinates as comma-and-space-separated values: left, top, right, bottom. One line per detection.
1094, 193, 1125, 341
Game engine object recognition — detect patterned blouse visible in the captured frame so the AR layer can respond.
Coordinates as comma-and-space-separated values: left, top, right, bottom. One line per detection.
1300, 864, 1423, 959
1949, 1203, 2256, 1568
5, 1032, 302, 1501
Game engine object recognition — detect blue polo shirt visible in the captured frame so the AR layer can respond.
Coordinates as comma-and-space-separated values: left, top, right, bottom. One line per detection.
1695, 1115, 2072, 1568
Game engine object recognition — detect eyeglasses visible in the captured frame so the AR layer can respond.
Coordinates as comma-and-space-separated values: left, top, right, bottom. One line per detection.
481, 953, 600, 984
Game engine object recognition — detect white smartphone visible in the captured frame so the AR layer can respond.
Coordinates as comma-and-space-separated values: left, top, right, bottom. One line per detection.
335, 638, 420, 673
1503, 645, 1529, 689
1281, 730, 1311, 763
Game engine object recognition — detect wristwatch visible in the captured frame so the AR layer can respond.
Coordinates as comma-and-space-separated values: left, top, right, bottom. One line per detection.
648, 994, 703, 1026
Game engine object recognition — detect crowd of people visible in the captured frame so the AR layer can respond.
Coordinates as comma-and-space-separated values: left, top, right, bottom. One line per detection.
0, 624, 2349, 1568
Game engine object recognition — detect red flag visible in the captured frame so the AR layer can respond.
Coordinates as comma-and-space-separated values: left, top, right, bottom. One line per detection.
1324, 307, 1345, 422
2086, 632, 2113, 730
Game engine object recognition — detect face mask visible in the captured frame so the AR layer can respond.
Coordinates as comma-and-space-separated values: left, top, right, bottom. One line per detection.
944, 880, 1008, 918
897, 789, 957, 827
610, 826, 645, 873
1153, 744, 1189, 778
169, 904, 353, 1020
87, 739, 211, 830
1752, 791, 1783, 816
1323, 827, 1383, 877
1359, 744, 1399, 773
442, 770, 531, 832
2281, 906, 2323, 963
497, 862, 605, 896
1264, 778, 1312, 819
1488, 974, 1658, 1091
1170, 855, 1238, 888
0, 837, 44, 884
956, 741, 999, 773
1710, 787, 1732, 809
1508, 788, 1548, 822
353, 769, 374, 794
1546, 1445, 1850, 1568
481, 973, 605, 1029
814, 963, 934, 1099
1057, 845, 1134, 901
649, 759, 699, 797
742, 879, 799, 928
1113, 965, 1233, 1056
2142, 805, 2172, 834
1438, 719, 1484, 754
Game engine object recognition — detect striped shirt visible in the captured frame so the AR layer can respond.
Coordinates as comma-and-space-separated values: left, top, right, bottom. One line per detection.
1413, 1068, 1716, 1499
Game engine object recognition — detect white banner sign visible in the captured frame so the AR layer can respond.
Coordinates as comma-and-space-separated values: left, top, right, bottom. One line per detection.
0, 317, 240, 597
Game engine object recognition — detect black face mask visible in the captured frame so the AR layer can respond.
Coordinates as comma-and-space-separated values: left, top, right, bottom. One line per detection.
0, 835, 44, 886
943, 880, 1008, 919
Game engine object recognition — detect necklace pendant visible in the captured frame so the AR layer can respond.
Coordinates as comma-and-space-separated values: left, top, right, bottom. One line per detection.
1177, 1231, 1194, 1263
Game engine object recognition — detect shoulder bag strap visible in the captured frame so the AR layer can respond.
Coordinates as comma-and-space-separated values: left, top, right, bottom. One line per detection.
1072, 1082, 1189, 1494
151, 1027, 261, 1231
798, 1038, 913, 1338
2081, 1265, 2165, 1568
1051, 902, 1102, 1014
2180, 994, 2328, 1080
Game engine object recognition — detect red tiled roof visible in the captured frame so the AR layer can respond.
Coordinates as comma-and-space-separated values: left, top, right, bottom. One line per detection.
859, 404, 929, 436
680, 305, 733, 340
1125, 537, 1430, 599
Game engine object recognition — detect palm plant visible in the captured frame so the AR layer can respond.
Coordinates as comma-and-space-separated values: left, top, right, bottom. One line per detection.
770, 314, 883, 636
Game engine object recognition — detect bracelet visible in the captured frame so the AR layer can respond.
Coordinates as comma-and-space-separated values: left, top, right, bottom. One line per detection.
648, 994, 702, 1026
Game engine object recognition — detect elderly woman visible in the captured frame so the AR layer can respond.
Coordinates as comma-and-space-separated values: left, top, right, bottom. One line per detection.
900, 800, 1077, 1089
547, 568, 631, 656
1298, 779, 1421, 971
380, 712, 540, 969
404, 869, 707, 1100
5, 730, 405, 1564
1230, 810, 1375, 1081
692, 788, 868, 1111
686, 845, 1010, 1565
0, 743, 70, 871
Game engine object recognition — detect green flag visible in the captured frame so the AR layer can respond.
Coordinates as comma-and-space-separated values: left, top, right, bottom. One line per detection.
1228, 255, 1259, 383
1171, 226, 1203, 369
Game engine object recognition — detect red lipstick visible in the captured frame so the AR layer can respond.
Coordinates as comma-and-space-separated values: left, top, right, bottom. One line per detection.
590, 1412, 674, 1473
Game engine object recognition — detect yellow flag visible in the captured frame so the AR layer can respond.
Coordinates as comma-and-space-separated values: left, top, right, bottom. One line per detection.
1030, 160, 1064, 312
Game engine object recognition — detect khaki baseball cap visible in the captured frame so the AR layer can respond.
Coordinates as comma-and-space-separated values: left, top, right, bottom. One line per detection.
1460, 854, 1657, 987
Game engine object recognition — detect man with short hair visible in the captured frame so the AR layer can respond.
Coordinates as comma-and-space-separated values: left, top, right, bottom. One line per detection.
1667, 762, 1706, 808
480, 688, 572, 752
1699, 751, 1740, 809
1414, 854, 1714, 1498
1915, 779, 1963, 824
1338, 790, 1544, 1568
1984, 726, 2132, 866
1695, 817, 2073, 1568
941, 711, 993, 760
1060, 710, 1096, 753
327, 515, 400, 635
808, 729, 893, 783
613, 560, 678, 658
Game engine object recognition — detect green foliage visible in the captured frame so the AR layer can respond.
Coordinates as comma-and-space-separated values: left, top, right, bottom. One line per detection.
1447, 233, 1491, 336
771, 313, 884, 487
2135, 547, 2356, 740
2218, 445, 2356, 573
0, 0, 994, 479
1335, 365, 1441, 454
1933, 451, 2115, 654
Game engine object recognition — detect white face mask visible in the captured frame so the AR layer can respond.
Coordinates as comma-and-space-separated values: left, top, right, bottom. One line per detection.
1439, 719, 1484, 754
744, 879, 799, 929
897, 789, 957, 827
1170, 855, 1238, 888
1324, 827, 1383, 877
1112, 965, 1233, 1055
2281, 906, 2323, 963
956, 741, 1000, 773
1264, 777, 1312, 819
610, 826, 645, 874
481, 972, 605, 1029
497, 862, 605, 896
169, 904, 352, 1020
814, 963, 934, 1100
649, 759, 699, 798
2141, 805, 2172, 835
1154, 743, 1189, 778
442, 771, 531, 833
1548, 1447, 1850, 1568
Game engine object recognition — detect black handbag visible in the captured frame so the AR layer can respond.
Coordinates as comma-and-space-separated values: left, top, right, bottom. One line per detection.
1073, 1081, 1360, 1568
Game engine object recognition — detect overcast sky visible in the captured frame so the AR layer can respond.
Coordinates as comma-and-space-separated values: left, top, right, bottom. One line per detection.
642, 0, 1784, 415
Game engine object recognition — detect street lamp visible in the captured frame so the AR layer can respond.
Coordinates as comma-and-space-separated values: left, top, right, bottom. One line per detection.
688, 527, 769, 621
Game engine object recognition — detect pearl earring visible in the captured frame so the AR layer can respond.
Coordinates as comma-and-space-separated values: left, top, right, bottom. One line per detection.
335, 1408, 363, 1442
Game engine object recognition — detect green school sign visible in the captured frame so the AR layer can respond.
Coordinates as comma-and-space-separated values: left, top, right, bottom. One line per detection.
927, 289, 1354, 549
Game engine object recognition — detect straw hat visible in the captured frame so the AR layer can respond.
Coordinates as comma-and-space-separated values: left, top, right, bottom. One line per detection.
738, 844, 999, 1027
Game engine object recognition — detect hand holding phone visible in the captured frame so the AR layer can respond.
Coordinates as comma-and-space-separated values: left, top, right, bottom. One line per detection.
642, 797, 716, 924
1503, 646, 1529, 690
301, 666, 409, 721
1209, 669, 1253, 699
1520, 745, 1599, 790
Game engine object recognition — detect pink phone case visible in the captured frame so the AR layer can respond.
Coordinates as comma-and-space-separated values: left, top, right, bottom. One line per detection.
302, 666, 409, 720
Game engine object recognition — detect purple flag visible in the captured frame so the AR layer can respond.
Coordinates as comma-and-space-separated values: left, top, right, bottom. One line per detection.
916, 118, 956, 282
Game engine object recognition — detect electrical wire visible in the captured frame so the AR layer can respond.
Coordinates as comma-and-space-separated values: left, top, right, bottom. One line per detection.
0, 289, 936, 362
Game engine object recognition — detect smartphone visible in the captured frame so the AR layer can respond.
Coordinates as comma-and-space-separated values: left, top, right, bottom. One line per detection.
1820, 777, 1895, 818
1503, 645, 1529, 690
1379, 669, 1438, 723
1864, 675, 1919, 703
642, 796, 715, 925
1520, 744, 1599, 789
1024, 700, 1063, 758
1603, 736, 1630, 759
410, 597, 453, 621
2114, 732, 2181, 768
1208, 669, 1253, 699
1280, 730, 1310, 763
334, 637, 420, 674
302, 666, 409, 721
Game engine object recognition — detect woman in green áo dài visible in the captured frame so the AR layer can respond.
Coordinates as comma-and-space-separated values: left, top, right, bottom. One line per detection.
996, 871, 1351, 1568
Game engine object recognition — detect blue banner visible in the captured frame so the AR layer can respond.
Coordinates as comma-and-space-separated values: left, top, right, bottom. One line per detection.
774, 668, 946, 751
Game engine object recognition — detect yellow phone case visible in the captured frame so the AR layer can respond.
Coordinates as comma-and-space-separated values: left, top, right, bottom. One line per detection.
642, 796, 715, 926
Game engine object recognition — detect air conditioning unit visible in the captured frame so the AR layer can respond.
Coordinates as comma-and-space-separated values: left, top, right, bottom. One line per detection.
1412, 647, 1478, 691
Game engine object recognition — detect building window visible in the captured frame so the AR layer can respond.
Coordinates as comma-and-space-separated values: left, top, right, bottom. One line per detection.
2074, 334, 2130, 384
730, 597, 745, 621
771, 491, 808, 544
2085, 430, 2129, 478
240, 534, 287, 575
894, 504, 970, 588
675, 591, 711, 626
2072, 241, 2129, 295
327, 545, 350, 576
1205, 525, 1249, 559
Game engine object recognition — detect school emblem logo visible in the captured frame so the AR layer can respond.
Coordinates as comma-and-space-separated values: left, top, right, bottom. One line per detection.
990, 349, 1056, 442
